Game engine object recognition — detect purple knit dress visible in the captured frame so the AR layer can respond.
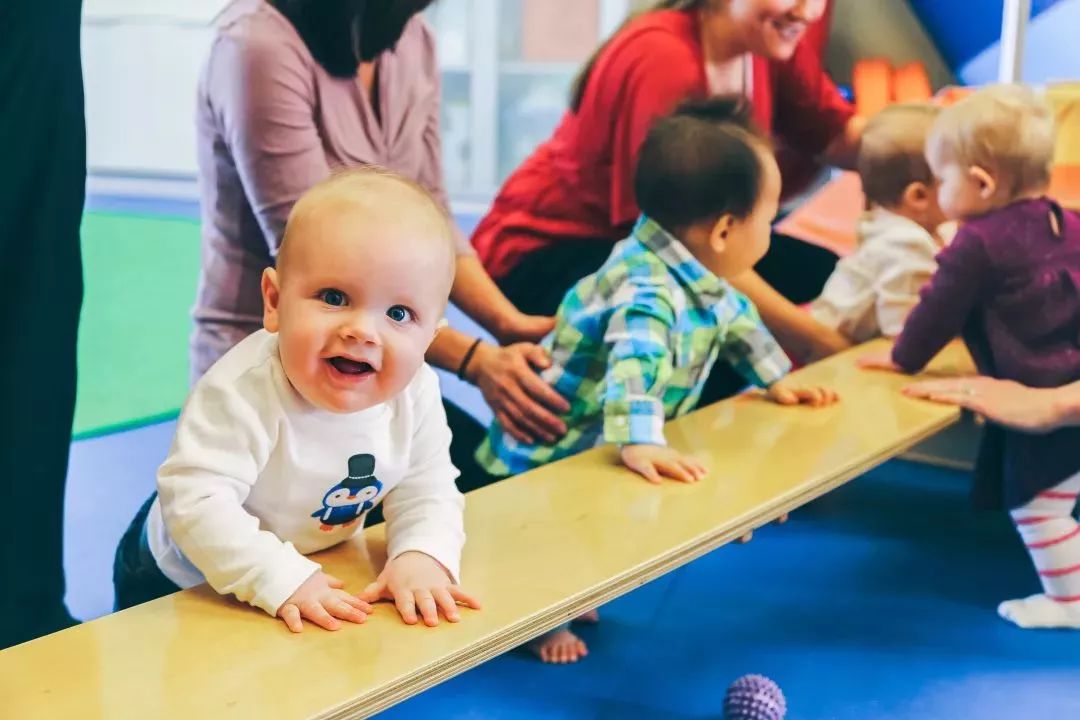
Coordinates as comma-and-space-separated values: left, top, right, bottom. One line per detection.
892, 198, 1080, 509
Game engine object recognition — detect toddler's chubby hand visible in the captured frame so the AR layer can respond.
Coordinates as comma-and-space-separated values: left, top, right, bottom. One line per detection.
857, 350, 903, 373
359, 551, 481, 627
620, 444, 708, 485
766, 382, 840, 407
277, 570, 373, 633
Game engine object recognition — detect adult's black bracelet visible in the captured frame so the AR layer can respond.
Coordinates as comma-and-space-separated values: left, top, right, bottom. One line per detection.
457, 338, 484, 380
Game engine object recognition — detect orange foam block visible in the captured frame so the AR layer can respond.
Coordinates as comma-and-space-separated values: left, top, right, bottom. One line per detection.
853, 59, 893, 118
893, 62, 932, 104
1051, 164, 1080, 210
776, 172, 864, 257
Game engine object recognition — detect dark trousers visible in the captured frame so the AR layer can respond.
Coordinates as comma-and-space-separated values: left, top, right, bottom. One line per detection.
497, 232, 838, 406
113, 495, 181, 611
0, 1, 86, 649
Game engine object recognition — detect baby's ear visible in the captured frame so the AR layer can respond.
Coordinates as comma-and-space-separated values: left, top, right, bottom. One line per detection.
708, 214, 734, 253
968, 165, 997, 199
902, 181, 931, 209
261, 268, 282, 333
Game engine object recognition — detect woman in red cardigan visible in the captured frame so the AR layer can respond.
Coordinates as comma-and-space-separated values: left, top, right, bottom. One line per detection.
473, 0, 860, 366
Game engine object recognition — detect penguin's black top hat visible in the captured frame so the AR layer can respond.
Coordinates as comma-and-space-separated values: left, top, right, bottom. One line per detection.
343, 454, 376, 490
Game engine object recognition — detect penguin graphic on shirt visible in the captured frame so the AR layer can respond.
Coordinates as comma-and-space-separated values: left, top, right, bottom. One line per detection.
312, 454, 383, 532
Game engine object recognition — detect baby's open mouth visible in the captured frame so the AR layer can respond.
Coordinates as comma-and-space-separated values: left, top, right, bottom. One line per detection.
327, 357, 374, 375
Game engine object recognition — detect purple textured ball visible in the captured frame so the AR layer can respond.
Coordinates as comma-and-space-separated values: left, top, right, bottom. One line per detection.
722, 674, 787, 720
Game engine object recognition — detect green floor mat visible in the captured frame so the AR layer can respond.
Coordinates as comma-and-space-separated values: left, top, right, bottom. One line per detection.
74, 212, 201, 439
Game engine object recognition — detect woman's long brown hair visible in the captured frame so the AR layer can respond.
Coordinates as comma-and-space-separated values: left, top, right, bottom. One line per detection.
569, 0, 713, 112
271, 0, 435, 78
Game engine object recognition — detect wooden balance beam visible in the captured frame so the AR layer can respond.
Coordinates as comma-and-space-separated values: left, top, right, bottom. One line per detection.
0, 340, 973, 720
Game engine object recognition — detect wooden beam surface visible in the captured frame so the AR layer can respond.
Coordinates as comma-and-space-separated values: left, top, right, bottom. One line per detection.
0, 340, 973, 720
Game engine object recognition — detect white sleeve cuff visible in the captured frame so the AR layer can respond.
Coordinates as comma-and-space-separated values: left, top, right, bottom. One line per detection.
249, 548, 322, 617
387, 535, 463, 585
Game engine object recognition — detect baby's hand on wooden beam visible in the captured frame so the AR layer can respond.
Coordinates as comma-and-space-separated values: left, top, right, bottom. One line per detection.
856, 350, 903, 373
360, 551, 481, 627
619, 445, 708, 485
766, 382, 840, 407
276, 571, 372, 633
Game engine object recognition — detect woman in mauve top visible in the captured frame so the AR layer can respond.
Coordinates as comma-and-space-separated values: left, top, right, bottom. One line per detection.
193, 0, 566, 484
471, 0, 862, 359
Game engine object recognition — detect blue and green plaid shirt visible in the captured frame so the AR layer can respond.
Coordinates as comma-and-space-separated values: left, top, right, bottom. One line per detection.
476, 217, 792, 477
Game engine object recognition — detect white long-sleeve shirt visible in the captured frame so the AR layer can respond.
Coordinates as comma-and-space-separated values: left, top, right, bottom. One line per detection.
145, 330, 465, 616
809, 206, 943, 343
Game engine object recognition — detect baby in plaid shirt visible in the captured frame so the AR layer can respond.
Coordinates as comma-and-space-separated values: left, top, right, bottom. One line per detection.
478, 97, 838, 483
476, 98, 839, 663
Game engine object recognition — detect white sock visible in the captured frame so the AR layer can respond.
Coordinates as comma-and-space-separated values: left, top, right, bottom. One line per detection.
998, 593, 1080, 629
1002, 472, 1080, 629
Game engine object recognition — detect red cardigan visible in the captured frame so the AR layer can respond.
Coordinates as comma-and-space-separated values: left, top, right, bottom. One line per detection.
472, 9, 854, 280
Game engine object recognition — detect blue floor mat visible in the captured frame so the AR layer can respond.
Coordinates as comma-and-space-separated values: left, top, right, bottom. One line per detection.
63, 421, 174, 620
374, 462, 1080, 720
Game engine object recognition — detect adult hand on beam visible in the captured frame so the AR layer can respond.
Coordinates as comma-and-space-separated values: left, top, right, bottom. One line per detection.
902, 377, 1069, 434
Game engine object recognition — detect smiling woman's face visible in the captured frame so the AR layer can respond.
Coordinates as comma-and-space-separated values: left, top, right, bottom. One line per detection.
710, 0, 827, 61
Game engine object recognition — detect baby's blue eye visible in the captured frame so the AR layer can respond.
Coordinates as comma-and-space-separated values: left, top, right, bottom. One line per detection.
387, 305, 414, 323
320, 289, 347, 307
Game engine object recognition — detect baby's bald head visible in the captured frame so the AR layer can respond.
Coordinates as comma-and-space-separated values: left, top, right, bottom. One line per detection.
276, 166, 456, 291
